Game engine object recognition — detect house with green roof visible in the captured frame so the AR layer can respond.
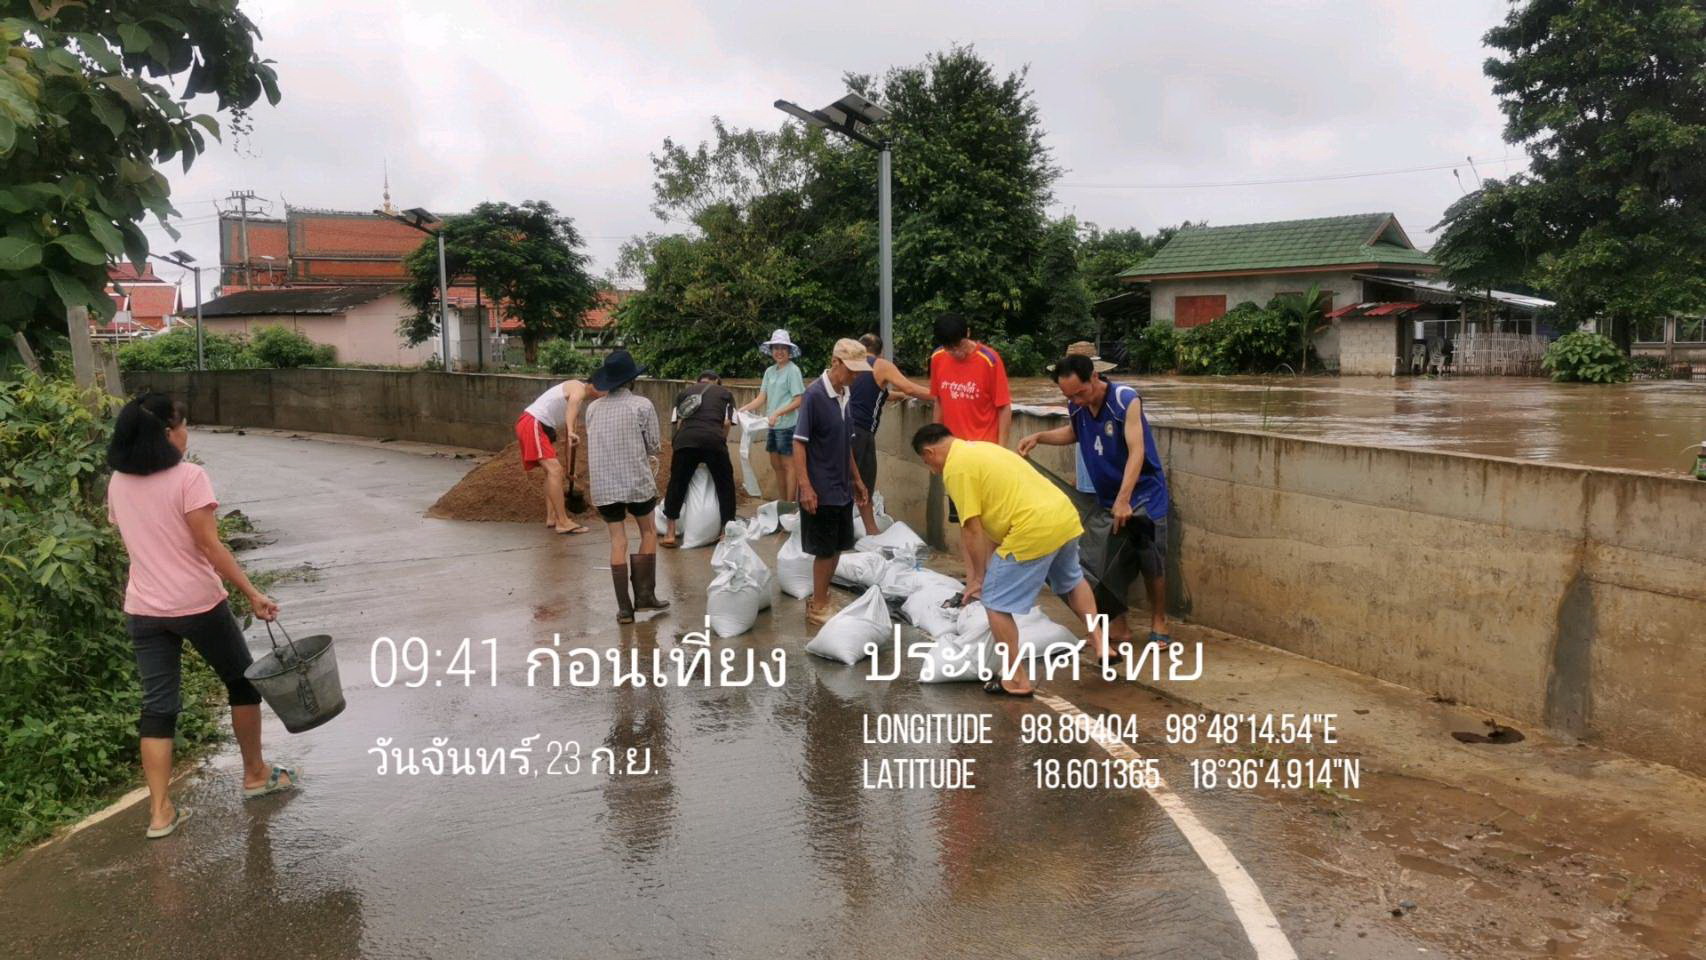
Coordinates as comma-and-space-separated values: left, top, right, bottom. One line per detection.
1120, 213, 1441, 374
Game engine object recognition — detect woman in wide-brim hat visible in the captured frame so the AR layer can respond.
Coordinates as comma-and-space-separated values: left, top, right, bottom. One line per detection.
1048, 340, 1116, 374
738, 328, 806, 502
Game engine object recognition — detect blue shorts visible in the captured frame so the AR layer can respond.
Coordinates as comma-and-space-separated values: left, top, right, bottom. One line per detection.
981, 540, 1085, 614
765, 427, 794, 455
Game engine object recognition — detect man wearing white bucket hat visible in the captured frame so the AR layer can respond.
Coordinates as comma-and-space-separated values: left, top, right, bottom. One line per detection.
737, 328, 806, 502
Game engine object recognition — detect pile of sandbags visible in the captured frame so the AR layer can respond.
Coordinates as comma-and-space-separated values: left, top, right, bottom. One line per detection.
899, 579, 963, 636
705, 520, 773, 637
805, 585, 892, 665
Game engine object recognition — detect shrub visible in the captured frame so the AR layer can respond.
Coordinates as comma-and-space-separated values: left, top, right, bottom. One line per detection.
995, 333, 1048, 377
250, 326, 335, 368
117, 327, 258, 372
0, 376, 224, 853
1127, 323, 1178, 374
1542, 332, 1632, 383
535, 339, 597, 377
1173, 301, 1305, 376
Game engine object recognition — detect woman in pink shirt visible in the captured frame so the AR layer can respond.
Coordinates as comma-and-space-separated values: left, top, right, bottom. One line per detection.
106, 393, 295, 839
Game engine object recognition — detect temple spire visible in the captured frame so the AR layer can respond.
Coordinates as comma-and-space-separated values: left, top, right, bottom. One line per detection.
381, 160, 396, 214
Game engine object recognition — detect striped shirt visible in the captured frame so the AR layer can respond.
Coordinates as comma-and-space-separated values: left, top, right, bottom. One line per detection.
585, 388, 659, 506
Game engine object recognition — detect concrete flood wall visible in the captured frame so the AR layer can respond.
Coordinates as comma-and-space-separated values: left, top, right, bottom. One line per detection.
131, 368, 1706, 776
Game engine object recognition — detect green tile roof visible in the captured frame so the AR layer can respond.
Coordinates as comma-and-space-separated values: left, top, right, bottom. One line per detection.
1120, 213, 1436, 279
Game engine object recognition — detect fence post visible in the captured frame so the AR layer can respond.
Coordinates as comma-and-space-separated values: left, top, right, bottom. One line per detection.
66, 306, 95, 389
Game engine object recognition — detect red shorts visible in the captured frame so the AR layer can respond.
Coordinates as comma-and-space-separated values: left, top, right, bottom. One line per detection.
515, 412, 557, 471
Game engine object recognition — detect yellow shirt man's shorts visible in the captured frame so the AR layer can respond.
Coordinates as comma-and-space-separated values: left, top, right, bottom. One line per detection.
942, 441, 1086, 614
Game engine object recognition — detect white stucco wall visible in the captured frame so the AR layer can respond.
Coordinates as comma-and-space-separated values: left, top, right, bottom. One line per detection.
1143, 271, 1367, 368
1337, 316, 1403, 376
201, 293, 434, 367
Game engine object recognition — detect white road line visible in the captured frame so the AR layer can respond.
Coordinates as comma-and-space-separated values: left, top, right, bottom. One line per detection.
1035, 692, 1299, 960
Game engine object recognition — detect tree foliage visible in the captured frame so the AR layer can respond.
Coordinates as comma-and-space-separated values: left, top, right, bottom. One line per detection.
1541, 330, 1632, 383
400, 200, 598, 363
0, 375, 225, 851
0, 1, 278, 363
117, 326, 255, 370
618, 46, 1086, 377
1435, 0, 1706, 338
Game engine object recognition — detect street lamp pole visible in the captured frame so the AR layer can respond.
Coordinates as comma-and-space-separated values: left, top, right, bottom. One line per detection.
154, 250, 202, 370
775, 92, 894, 361
878, 141, 892, 360
435, 231, 451, 369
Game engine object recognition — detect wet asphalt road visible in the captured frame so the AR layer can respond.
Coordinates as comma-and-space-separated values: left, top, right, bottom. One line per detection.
0, 430, 1420, 960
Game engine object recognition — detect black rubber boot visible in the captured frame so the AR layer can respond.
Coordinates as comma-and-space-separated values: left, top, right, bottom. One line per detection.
611, 564, 634, 624
630, 553, 670, 611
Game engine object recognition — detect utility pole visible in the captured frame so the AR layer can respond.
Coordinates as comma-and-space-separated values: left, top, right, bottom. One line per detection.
227, 189, 258, 289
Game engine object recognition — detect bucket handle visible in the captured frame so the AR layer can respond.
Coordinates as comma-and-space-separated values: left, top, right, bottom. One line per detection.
262, 619, 321, 719
263, 618, 305, 661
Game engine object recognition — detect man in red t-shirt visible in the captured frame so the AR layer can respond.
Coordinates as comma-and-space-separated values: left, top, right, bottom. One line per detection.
928, 312, 1012, 601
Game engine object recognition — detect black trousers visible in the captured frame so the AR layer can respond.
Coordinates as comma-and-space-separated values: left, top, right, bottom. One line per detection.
127, 599, 262, 738
663, 444, 737, 525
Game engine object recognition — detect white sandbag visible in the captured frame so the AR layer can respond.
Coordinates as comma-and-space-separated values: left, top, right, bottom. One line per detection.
779, 511, 800, 533
916, 632, 994, 684
750, 500, 782, 536
901, 581, 964, 637
832, 551, 892, 590
856, 520, 926, 560
805, 585, 892, 665
954, 602, 1079, 660
776, 523, 815, 599
734, 411, 769, 497
879, 566, 962, 602
675, 465, 723, 549
851, 492, 894, 537
706, 523, 773, 638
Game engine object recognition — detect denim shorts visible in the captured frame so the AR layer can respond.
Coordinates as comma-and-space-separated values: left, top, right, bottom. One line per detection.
765, 427, 795, 455
981, 540, 1085, 614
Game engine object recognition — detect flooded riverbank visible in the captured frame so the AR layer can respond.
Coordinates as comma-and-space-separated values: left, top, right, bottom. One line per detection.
1010, 375, 1706, 477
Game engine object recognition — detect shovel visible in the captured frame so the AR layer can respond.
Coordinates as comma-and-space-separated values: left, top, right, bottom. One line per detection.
564, 435, 589, 513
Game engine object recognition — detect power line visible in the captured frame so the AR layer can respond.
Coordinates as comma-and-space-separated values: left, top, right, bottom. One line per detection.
1059, 155, 1523, 190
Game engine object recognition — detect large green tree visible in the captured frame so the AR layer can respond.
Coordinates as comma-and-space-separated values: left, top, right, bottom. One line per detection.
618, 46, 1083, 376
0, 1, 278, 366
1435, 0, 1706, 341
400, 200, 598, 364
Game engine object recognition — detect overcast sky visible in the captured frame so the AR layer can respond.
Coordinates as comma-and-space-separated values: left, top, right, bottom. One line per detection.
151, 0, 1525, 296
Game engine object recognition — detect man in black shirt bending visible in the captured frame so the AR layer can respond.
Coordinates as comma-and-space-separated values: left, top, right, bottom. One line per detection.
660, 370, 738, 547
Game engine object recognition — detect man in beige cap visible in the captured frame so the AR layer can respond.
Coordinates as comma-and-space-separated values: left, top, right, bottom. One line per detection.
792, 338, 872, 626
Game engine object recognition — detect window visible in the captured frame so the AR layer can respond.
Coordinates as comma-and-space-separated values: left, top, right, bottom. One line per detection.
1174, 294, 1227, 328
1632, 317, 1667, 344
1675, 317, 1706, 344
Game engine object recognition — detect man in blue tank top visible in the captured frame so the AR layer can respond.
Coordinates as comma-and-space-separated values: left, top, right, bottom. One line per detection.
1018, 352, 1171, 652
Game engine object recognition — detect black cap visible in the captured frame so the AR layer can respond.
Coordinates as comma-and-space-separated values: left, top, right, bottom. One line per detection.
698, 369, 721, 382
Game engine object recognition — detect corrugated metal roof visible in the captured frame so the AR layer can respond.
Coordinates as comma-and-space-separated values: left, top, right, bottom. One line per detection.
1121, 214, 1437, 279
191, 285, 397, 318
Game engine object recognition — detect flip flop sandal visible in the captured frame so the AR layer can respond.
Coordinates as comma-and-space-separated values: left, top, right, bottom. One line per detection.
145, 805, 191, 839
983, 677, 1034, 698
244, 765, 298, 800
659, 538, 681, 549
556, 524, 590, 536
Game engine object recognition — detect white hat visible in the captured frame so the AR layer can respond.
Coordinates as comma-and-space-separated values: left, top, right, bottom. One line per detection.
759, 328, 801, 357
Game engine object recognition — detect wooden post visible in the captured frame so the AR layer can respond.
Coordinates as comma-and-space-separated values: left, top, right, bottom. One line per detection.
11, 332, 40, 375
67, 305, 95, 389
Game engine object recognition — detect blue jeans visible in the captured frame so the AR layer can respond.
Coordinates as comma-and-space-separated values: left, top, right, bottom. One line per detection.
765, 427, 795, 455
981, 540, 1085, 614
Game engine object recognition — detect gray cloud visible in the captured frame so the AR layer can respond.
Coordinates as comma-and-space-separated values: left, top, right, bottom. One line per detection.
154, 0, 1521, 297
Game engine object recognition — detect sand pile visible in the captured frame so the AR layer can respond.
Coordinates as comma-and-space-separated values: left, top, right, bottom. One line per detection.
428, 436, 754, 524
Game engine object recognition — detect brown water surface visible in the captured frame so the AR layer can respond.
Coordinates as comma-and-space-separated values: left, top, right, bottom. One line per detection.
1010, 376, 1706, 477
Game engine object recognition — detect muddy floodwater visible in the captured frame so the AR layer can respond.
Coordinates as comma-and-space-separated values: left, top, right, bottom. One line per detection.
1008, 375, 1706, 477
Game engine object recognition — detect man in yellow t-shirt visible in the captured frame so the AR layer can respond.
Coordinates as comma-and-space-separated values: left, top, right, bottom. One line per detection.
912, 423, 1102, 696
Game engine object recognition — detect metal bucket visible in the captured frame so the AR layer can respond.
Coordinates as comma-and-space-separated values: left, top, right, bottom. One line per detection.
243, 621, 346, 734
